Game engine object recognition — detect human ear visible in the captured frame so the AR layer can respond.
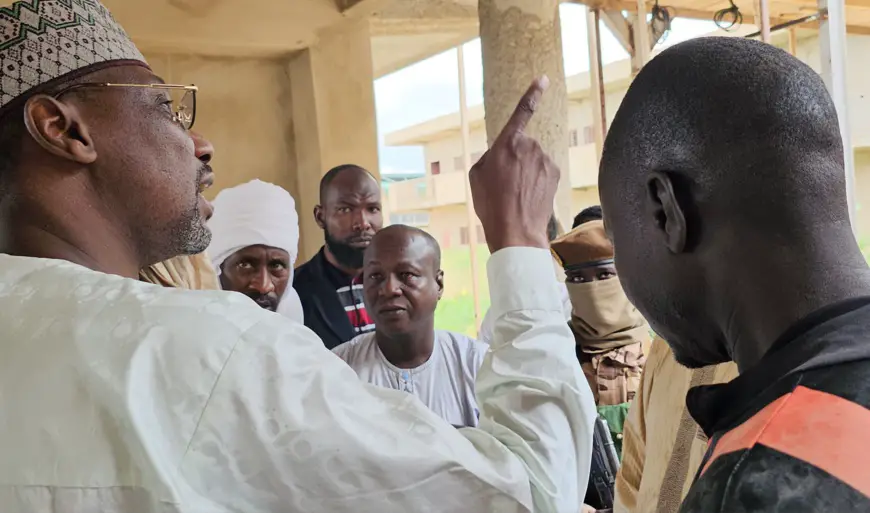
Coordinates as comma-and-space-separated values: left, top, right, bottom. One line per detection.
436, 269, 444, 299
646, 171, 687, 254
314, 205, 325, 229
23, 94, 97, 165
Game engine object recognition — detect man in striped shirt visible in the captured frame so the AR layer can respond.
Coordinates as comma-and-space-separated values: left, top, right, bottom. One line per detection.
295, 165, 383, 349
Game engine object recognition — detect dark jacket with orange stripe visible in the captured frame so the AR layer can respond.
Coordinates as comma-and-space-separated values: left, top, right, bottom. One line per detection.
680, 297, 870, 513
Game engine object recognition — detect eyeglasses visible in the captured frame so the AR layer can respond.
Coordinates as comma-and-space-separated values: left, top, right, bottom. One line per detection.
54, 83, 198, 130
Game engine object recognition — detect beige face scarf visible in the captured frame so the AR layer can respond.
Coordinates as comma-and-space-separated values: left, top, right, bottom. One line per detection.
567, 277, 651, 351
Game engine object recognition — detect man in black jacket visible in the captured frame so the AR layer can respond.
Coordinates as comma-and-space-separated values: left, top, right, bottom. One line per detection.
600, 37, 870, 512
294, 164, 383, 349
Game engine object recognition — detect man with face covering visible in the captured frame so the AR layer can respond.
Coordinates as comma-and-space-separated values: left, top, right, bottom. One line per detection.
295, 164, 383, 349
333, 225, 488, 428
601, 36, 870, 512
0, 2, 596, 509
551, 218, 650, 452
207, 179, 303, 321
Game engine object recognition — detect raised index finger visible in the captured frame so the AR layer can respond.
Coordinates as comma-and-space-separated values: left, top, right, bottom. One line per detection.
499, 75, 550, 138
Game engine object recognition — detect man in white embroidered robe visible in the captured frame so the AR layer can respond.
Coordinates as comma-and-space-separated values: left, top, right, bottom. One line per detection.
0, 2, 594, 511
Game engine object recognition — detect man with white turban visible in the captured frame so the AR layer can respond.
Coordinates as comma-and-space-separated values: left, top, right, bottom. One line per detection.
207, 179, 303, 321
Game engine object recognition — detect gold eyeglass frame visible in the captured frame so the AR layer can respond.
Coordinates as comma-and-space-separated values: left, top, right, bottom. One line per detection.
53, 83, 198, 130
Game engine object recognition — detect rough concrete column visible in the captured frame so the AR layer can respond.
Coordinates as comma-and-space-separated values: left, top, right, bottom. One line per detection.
289, 20, 381, 262
479, 0, 572, 229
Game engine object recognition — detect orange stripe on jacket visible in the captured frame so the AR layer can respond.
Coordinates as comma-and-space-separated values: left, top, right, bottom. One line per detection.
700, 386, 870, 497
700, 393, 791, 475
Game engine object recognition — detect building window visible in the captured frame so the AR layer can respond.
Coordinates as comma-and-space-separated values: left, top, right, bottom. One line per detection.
430, 161, 441, 175
583, 126, 595, 145
569, 129, 579, 147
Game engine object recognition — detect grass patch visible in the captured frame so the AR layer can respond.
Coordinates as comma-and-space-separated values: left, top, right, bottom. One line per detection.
436, 244, 491, 337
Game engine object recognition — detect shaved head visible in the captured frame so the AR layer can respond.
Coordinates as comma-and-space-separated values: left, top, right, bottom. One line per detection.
363, 224, 443, 338
319, 164, 378, 204
314, 164, 382, 272
604, 37, 845, 234
600, 37, 868, 370
367, 225, 441, 269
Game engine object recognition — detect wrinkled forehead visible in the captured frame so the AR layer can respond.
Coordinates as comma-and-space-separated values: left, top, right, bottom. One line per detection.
366, 233, 434, 266
324, 171, 381, 205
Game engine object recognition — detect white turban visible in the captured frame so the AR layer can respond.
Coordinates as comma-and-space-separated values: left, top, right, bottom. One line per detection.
207, 179, 303, 322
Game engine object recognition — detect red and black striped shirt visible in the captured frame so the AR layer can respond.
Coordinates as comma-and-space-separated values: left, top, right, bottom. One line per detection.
323, 259, 375, 335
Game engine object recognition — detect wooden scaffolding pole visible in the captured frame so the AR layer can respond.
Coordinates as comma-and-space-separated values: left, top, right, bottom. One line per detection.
634, 0, 650, 72
819, 0, 856, 233
788, 27, 798, 55
754, 0, 772, 43
587, 7, 607, 157
457, 45, 483, 331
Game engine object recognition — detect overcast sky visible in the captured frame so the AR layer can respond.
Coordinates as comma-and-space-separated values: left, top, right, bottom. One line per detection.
373, 4, 722, 176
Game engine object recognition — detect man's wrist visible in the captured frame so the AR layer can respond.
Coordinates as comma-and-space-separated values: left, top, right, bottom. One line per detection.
487, 247, 563, 322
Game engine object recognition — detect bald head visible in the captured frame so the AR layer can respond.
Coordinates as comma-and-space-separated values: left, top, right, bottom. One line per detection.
603, 37, 845, 234
363, 224, 443, 337
366, 225, 441, 269
319, 164, 378, 204
599, 37, 866, 370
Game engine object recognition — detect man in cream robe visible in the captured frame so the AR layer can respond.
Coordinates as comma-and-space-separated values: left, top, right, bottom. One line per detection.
0, 2, 594, 511
614, 338, 738, 513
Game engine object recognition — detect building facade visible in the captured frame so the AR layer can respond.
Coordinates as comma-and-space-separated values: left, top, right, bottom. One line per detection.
385, 30, 870, 251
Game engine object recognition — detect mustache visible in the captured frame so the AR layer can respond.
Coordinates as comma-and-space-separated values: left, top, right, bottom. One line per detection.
245, 292, 279, 311
197, 164, 213, 183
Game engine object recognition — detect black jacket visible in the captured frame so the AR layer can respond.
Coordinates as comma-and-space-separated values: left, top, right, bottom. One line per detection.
680, 297, 870, 512
293, 248, 357, 350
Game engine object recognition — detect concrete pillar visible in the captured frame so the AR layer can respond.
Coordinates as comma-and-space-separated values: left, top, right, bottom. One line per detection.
819, 0, 856, 235
289, 20, 381, 262
479, 0, 572, 228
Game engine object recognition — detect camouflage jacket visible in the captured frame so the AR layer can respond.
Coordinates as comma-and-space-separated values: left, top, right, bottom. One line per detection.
576, 341, 646, 407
